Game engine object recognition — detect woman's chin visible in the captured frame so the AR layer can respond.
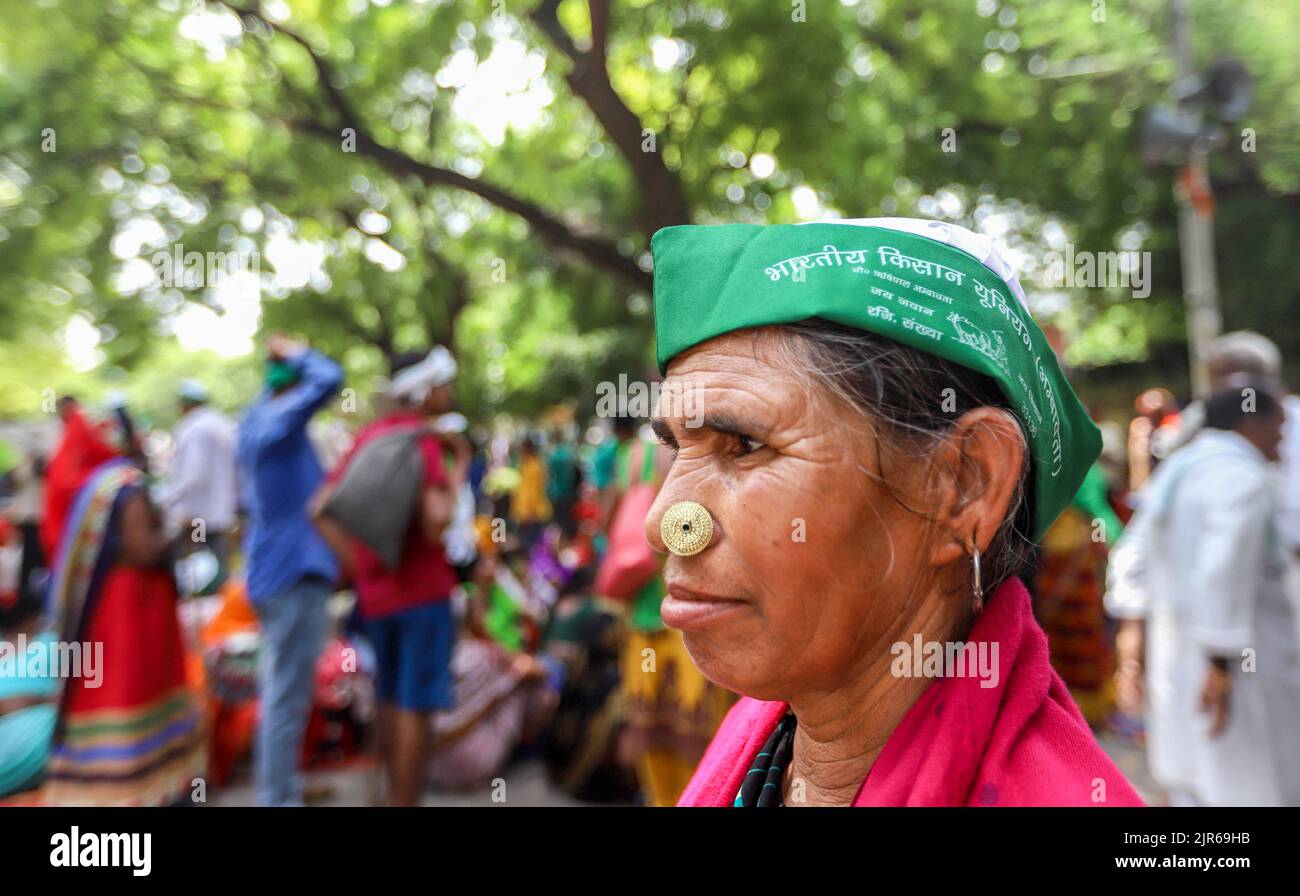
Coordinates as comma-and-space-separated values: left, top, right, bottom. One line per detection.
678, 631, 780, 700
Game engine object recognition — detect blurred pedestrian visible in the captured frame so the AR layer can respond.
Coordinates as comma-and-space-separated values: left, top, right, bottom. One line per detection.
511, 436, 551, 549
1126, 387, 1180, 493
1107, 376, 1300, 805
1033, 459, 1126, 726
156, 379, 238, 578
41, 442, 205, 805
236, 336, 343, 806
0, 535, 56, 800
592, 416, 638, 527
5, 452, 47, 613
315, 347, 468, 805
546, 429, 580, 529
1171, 331, 1300, 556
540, 566, 637, 803
426, 589, 556, 793
40, 396, 119, 560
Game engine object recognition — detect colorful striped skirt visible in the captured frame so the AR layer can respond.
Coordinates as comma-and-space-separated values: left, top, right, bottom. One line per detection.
45, 567, 205, 806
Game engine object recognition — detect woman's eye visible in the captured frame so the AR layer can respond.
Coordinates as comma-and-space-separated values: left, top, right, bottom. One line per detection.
736, 434, 766, 456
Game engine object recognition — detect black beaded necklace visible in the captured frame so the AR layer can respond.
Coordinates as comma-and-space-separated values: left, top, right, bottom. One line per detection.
734, 713, 796, 807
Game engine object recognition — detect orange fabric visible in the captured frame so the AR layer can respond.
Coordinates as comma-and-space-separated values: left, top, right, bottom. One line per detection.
200, 579, 260, 786
201, 579, 260, 647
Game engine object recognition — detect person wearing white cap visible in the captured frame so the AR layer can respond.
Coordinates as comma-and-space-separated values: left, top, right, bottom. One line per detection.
1106, 376, 1299, 806
155, 378, 239, 577
1167, 331, 1300, 554
315, 346, 471, 805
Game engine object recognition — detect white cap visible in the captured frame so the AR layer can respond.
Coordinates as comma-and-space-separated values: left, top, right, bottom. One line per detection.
179, 379, 209, 403
387, 346, 458, 404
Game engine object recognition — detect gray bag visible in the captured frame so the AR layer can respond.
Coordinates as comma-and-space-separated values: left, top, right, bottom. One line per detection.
321, 425, 427, 570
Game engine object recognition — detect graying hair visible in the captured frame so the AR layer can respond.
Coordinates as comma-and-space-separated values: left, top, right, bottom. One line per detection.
1207, 330, 1281, 379
764, 318, 1034, 600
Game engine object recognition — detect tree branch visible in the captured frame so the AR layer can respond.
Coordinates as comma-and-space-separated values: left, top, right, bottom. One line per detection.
426, 244, 471, 345
221, 0, 650, 289
220, 1, 359, 127
283, 116, 650, 287
589, 0, 610, 66
530, 0, 691, 236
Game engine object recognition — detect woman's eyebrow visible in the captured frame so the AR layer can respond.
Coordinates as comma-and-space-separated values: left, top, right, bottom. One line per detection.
657, 411, 771, 439
650, 418, 679, 447
706, 413, 774, 442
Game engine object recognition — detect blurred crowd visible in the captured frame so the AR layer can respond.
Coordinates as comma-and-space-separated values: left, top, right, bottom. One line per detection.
0, 336, 729, 807
0, 328, 1297, 807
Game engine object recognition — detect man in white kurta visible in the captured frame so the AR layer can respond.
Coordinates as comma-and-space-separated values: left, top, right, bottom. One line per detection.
156, 380, 239, 568
1107, 383, 1300, 806
1168, 331, 1300, 555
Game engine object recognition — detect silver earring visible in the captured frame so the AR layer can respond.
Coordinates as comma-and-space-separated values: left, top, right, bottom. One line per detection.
970, 547, 984, 615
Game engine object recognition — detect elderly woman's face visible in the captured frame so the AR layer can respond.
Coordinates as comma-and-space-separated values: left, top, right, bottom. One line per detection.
645, 330, 936, 701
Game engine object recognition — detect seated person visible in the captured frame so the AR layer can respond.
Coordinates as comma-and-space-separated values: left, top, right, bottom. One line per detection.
0, 583, 58, 800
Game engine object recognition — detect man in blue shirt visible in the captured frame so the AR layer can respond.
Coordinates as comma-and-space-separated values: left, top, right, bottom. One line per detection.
237, 336, 343, 806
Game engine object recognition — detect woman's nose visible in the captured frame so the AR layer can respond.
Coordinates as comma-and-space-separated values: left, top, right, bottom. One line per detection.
645, 486, 716, 557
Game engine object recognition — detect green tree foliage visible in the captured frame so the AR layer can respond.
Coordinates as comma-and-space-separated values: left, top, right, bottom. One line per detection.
1, 0, 1296, 420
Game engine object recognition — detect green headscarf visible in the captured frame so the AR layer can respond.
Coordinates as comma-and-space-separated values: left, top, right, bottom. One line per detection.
651, 219, 1101, 541
264, 359, 299, 392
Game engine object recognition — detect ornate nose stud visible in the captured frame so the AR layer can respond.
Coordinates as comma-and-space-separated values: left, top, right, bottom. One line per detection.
661, 501, 714, 557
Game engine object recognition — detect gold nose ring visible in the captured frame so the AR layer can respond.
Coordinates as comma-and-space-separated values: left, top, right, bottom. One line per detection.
661, 501, 714, 557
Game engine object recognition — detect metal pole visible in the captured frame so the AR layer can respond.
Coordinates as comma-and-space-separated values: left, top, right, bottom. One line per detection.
1171, 0, 1222, 398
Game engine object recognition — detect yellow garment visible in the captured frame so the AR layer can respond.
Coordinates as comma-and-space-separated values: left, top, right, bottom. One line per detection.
620, 626, 733, 807
511, 456, 552, 523
620, 626, 713, 709
1034, 508, 1114, 726
635, 750, 699, 809
473, 515, 499, 555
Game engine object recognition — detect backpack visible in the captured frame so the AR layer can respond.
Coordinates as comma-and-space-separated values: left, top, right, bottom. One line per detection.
321, 426, 427, 570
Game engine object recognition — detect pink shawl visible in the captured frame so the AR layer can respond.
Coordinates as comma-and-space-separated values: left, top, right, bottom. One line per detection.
679, 577, 1144, 806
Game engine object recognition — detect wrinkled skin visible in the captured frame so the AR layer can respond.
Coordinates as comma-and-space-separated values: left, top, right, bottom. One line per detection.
645, 329, 1025, 805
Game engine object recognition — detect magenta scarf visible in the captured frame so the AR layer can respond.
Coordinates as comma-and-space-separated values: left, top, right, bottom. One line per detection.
678, 577, 1144, 807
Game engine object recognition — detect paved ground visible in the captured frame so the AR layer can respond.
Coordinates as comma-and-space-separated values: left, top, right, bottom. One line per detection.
1096, 730, 1164, 805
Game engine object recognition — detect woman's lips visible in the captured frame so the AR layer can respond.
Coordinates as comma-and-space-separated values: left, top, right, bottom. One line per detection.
661, 583, 747, 629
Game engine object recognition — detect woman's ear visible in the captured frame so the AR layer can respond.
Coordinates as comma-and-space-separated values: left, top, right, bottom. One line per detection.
926, 407, 1026, 568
